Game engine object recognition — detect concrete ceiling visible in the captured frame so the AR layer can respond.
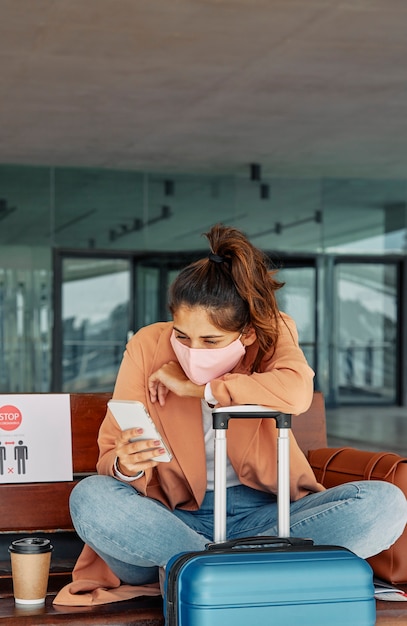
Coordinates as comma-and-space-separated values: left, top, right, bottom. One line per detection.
2, 0, 407, 179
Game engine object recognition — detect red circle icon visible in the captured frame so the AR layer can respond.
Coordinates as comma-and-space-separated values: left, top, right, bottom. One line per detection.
0, 405, 22, 431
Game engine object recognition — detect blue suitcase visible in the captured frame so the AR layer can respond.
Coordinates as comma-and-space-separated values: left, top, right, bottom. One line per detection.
164, 406, 376, 625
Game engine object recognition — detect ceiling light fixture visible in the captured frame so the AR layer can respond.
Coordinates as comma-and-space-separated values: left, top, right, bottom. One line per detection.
250, 211, 322, 238
109, 205, 173, 242
0, 198, 17, 221
164, 180, 175, 196
260, 183, 269, 200
250, 163, 261, 181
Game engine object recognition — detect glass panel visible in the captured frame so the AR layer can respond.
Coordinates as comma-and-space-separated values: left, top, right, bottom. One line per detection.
0, 164, 406, 256
237, 178, 323, 253
0, 165, 51, 247
61, 257, 131, 392
0, 253, 52, 393
136, 264, 160, 328
323, 178, 407, 254
276, 266, 316, 371
335, 263, 397, 404
165, 268, 181, 321
53, 168, 143, 250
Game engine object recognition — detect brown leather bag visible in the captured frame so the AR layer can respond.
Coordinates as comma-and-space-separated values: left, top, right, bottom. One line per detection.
308, 447, 407, 584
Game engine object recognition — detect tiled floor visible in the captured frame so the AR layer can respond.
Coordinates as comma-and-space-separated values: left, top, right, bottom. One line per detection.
326, 405, 407, 455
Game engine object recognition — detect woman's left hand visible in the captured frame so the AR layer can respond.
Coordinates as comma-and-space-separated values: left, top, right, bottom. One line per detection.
148, 361, 204, 406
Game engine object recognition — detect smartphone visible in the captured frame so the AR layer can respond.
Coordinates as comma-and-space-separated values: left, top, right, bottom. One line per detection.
108, 399, 172, 463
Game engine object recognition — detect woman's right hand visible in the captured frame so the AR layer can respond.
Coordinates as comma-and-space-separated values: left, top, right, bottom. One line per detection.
115, 427, 166, 477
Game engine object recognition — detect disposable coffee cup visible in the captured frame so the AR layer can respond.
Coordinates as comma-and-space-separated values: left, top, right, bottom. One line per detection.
8, 537, 53, 605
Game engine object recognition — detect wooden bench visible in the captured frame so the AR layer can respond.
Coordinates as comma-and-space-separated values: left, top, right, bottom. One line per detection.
0, 392, 405, 625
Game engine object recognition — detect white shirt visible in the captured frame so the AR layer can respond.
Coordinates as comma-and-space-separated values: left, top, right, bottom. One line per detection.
201, 399, 240, 491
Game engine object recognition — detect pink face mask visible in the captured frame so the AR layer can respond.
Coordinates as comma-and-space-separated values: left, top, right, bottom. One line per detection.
170, 330, 246, 385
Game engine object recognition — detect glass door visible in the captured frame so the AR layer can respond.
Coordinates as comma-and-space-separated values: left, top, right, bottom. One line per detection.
333, 261, 399, 405
53, 255, 132, 392
276, 263, 317, 374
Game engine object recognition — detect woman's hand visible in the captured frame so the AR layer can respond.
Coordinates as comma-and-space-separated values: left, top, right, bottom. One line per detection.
148, 360, 205, 406
115, 427, 165, 477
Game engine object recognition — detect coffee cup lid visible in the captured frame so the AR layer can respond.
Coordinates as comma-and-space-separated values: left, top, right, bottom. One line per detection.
8, 537, 53, 554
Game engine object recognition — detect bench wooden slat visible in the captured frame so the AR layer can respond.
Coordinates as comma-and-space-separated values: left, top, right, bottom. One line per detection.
0, 593, 165, 625
0, 482, 77, 532
70, 392, 111, 473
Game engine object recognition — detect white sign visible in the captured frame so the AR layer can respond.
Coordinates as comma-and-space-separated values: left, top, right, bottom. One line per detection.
0, 394, 72, 483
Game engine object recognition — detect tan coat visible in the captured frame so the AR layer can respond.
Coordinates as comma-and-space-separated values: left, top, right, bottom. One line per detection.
54, 313, 324, 606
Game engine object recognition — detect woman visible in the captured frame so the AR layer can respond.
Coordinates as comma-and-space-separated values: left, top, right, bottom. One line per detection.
55, 224, 407, 605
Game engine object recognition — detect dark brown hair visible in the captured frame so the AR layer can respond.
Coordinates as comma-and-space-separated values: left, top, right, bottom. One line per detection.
168, 223, 284, 371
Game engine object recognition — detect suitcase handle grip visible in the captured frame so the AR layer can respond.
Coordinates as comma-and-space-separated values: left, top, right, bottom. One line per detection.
206, 536, 313, 551
212, 406, 292, 430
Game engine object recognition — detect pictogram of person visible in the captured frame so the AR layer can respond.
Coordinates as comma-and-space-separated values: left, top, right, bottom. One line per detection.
0, 442, 5, 475
14, 440, 28, 475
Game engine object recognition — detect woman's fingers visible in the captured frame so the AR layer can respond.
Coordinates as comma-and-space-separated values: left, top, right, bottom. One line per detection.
115, 428, 164, 474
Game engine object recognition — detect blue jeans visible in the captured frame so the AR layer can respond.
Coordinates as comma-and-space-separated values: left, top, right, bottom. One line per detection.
70, 476, 407, 585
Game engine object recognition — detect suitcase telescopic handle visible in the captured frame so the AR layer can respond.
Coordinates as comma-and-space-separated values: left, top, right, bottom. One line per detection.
211, 406, 292, 543
211, 405, 291, 430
